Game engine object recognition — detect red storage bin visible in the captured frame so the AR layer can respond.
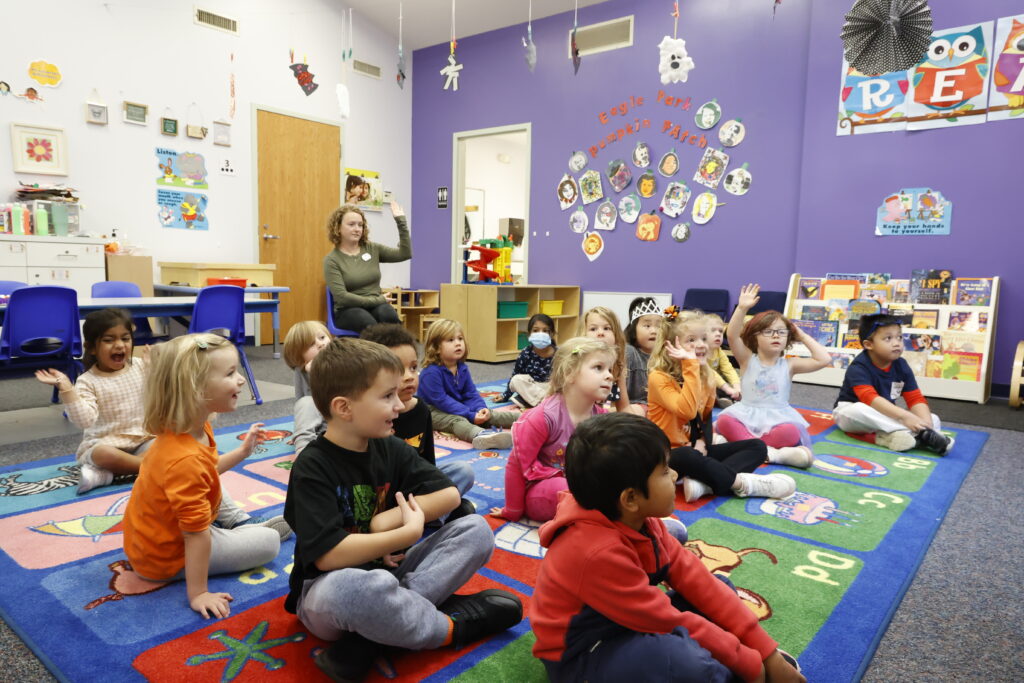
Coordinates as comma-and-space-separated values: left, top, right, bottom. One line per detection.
206, 277, 247, 288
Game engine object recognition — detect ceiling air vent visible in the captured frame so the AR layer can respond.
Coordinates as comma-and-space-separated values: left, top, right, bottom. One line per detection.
194, 6, 239, 35
352, 59, 382, 80
569, 15, 634, 58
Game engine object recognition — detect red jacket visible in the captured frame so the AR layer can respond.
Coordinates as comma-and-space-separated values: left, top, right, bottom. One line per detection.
531, 492, 777, 681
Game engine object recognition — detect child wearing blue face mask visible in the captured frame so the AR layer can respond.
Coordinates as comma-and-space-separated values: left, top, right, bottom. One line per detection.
503, 314, 557, 409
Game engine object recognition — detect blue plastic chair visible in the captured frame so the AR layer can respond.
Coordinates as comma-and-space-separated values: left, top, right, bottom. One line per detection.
0, 285, 83, 403
0, 280, 27, 296
746, 290, 788, 317
682, 288, 731, 320
91, 281, 167, 344
325, 286, 361, 338
186, 285, 262, 405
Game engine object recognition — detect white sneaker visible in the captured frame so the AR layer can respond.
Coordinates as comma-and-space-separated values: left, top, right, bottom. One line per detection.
876, 429, 916, 452
767, 446, 814, 468
472, 428, 512, 450
735, 472, 796, 499
77, 463, 114, 494
681, 477, 712, 502
711, 433, 728, 445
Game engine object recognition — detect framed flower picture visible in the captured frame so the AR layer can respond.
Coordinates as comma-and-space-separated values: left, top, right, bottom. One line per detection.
10, 123, 68, 176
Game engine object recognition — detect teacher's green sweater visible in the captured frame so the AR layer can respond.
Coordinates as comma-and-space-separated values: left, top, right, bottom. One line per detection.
323, 215, 411, 309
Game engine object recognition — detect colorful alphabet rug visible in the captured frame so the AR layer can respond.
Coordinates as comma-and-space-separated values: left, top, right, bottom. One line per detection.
0, 384, 987, 682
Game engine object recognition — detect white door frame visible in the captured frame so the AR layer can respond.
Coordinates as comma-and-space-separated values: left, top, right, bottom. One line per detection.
450, 123, 532, 284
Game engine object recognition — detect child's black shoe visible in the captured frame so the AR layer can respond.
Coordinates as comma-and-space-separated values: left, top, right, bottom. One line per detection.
439, 589, 523, 648
314, 631, 383, 682
915, 428, 953, 455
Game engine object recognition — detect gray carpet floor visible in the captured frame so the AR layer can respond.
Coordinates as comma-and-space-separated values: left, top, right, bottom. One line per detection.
1, 347, 1022, 681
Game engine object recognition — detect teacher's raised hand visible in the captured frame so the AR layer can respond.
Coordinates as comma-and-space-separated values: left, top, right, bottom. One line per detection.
390, 200, 405, 219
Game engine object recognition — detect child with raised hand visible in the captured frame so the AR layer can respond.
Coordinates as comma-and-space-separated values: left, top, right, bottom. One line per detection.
502, 313, 557, 409
35, 308, 153, 494
705, 313, 742, 408
418, 319, 520, 450
580, 306, 642, 415
647, 309, 795, 502
833, 314, 953, 454
284, 338, 522, 680
716, 284, 831, 468
532, 412, 805, 683
624, 296, 665, 409
123, 333, 289, 621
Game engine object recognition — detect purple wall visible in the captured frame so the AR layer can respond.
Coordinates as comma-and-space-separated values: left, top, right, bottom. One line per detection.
412, 0, 1020, 391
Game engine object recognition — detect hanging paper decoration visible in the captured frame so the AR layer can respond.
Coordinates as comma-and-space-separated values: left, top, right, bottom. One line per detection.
658, 149, 680, 177
671, 222, 692, 242
569, 150, 588, 173
694, 148, 730, 189
228, 53, 236, 119
441, 1, 463, 91
523, 0, 537, 72
571, 0, 582, 74
773, 0, 782, 20
606, 159, 632, 193
15, 87, 43, 102
595, 200, 617, 230
659, 181, 691, 217
0, 82, 10, 96
582, 231, 604, 261
632, 141, 652, 167
719, 119, 745, 146
579, 169, 604, 204
569, 206, 589, 233
658, 3, 695, 84
636, 211, 662, 241
618, 193, 641, 223
288, 48, 319, 96
841, 0, 933, 76
343, 9, 354, 62
28, 60, 61, 87
637, 170, 657, 198
723, 164, 752, 196
695, 100, 722, 129
397, 3, 407, 89
558, 174, 579, 210
692, 191, 719, 224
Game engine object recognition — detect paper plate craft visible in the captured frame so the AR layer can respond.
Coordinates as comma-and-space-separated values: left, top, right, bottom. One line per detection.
618, 193, 641, 223
569, 150, 588, 173
557, 173, 579, 210
692, 191, 719, 224
658, 36, 696, 84
637, 170, 657, 198
595, 200, 617, 230
659, 181, 692, 218
694, 148, 730, 190
635, 211, 662, 242
632, 141, 652, 168
658, 149, 680, 177
718, 119, 746, 147
671, 222, 692, 243
606, 159, 632, 193
695, 100, 722, 129
723, 165, 752, 196
579, 169, 604, 205
569, 206, 589, 233
582, 231, 604, 261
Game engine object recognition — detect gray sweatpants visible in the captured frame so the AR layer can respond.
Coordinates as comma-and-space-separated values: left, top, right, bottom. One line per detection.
296, 514, 494, 649
292, 396, 324, 455
428, 405, 519, 443
833, 401, 941, 435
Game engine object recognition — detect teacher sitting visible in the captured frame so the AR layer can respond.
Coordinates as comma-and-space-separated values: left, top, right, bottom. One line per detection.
323, 200, 411, 333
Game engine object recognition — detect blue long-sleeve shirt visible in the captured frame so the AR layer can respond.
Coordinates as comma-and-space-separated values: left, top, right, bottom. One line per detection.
418, 362, 486, 420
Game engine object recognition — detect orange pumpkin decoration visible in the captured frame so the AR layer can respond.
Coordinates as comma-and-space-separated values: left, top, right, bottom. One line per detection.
635, 212, 661, 242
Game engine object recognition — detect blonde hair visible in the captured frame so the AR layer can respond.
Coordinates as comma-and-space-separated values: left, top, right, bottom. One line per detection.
578, 307, 626, 380
326, 204, 370, 247
547, 337, 616, 396
283, 320, 331, 369
422, 318, 468, 367
704, 313, 725, 328
144, 333, 234, 434
648, 310, 714, 389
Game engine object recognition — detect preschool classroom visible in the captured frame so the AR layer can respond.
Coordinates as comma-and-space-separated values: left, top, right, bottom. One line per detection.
1, 0, 1023, 681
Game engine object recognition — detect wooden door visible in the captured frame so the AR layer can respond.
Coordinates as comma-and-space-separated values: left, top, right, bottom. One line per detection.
256, 110, 341, 344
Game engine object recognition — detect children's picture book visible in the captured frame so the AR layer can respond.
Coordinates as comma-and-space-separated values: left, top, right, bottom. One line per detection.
792, 320, 839, 347
925, 357, 943, 379
801, 304, 829, 321
910, 309, 939, 330
825, 299, 849, 322
946, 310, 989, 333
861, 284, 891, 304
828, 351, 853, 369
798, 277, 822, 300
886, 303, 914, 325
821, 280, 860, 300
940, 331, 985, 354
848, 298, 881, 323
842, 332, 862, 350
904, 333, 941, 353
953, 278, 993, 307
825, 272, 868, 283
909, 269, 953, 304
864, 273, 892, 284
941, 352, 982, 381
902, 350, 930, 376
890, 279, 910, 303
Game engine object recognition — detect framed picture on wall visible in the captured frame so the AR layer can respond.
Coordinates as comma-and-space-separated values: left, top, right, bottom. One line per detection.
10, 123, 68, 176
213, 120, 231, 146
123, 101, 148, 125
161, 117, 178, 136
85, 102, 108, 125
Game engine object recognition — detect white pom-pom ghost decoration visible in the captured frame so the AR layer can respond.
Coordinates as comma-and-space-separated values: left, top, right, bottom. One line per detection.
658, 36, 695, 84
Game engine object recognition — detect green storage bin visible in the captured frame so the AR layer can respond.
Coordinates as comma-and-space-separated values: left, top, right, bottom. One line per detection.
517, 331, 529, 349
497, 301, 528, 318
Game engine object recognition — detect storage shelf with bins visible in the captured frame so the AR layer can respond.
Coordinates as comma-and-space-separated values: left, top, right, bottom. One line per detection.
440, 284, 581, 362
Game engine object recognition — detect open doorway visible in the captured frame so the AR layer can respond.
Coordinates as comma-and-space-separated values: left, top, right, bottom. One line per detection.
451, 124, 531, 284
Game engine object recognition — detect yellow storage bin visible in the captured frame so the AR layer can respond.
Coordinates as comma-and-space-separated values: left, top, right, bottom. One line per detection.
540, 299, 564, 316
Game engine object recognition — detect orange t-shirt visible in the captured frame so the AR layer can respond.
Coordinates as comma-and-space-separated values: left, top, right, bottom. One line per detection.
123, 423, 221, 579
647, 359, 715, 448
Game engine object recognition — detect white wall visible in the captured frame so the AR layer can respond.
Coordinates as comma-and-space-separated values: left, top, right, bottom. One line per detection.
0, 0, 412, 287
464, 133, 527, 241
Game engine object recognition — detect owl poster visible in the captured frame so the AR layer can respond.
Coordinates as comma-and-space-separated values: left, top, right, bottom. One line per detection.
836, 59, 910, 135
988, 14, 1024, 122
907, 22, 994, 131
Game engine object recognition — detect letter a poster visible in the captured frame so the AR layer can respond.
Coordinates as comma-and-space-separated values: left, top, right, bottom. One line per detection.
907, 21, 994, 130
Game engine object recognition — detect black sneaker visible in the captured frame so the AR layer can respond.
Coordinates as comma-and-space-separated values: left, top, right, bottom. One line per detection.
509, 392, 530, 409
445, 498, 477, 524
314, 632, 383, 682
915, 428, 953, 455
439, 589, 523, 648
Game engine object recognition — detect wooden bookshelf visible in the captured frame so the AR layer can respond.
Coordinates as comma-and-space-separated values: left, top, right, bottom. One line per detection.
784, 273, 1000, 404
385, 288, 440, 341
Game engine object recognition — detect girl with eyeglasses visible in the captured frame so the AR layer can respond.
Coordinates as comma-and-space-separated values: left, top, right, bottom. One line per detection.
715, 284, 832, 467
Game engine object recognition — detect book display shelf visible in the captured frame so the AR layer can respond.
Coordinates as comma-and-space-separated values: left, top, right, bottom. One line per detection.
783, 273, 1000, 404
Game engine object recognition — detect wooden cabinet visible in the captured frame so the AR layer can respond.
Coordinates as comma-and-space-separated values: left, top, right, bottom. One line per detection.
0, 234, 106, 297
441, 284, 581, 362
158, 262, 276, 288
385, 288, 440, 341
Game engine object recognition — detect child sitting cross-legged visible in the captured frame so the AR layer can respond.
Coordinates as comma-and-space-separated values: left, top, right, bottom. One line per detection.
531, 412, 805, 683
832, 313, 953, 454
502, 313, 557, 409
705, 313, 742, 408
283, 320, 332, 455
284, 338, 522, 681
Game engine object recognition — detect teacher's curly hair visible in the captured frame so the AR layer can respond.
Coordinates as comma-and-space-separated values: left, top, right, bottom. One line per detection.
326, 204, 370, 247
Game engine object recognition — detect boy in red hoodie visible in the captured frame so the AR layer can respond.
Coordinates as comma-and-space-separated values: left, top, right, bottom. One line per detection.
532, 412, 804, 682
